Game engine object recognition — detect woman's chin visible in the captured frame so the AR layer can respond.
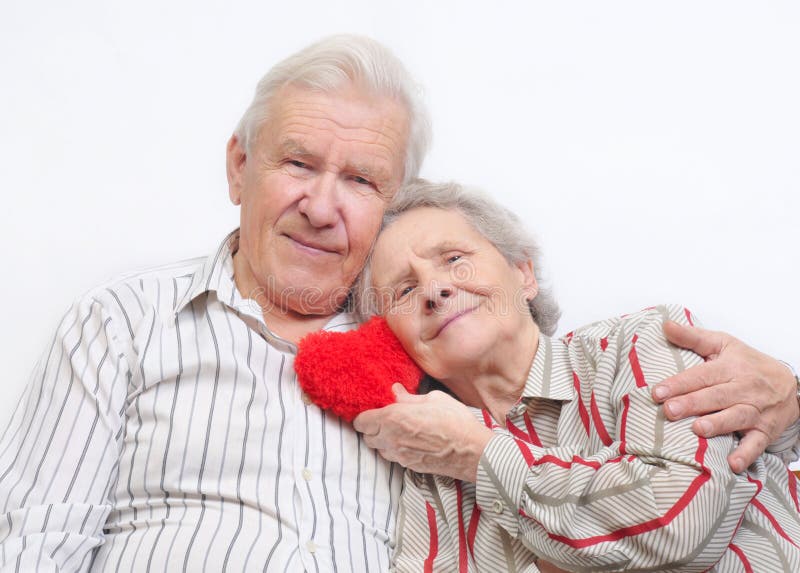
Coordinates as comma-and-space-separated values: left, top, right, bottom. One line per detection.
423, 334, 494, 379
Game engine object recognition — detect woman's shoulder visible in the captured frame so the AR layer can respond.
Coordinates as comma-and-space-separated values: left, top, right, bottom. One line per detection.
564, 303, 699, 346
559, 304, 704, 385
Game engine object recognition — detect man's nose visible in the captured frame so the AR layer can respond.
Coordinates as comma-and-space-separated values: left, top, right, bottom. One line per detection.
297, 172, 340, 228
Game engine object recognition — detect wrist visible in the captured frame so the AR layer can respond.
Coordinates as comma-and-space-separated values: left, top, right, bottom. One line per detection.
779, 361, 800, 422
463, 426, 495, 482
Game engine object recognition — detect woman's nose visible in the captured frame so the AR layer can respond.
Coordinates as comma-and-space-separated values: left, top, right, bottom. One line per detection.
424, 284, 454, 311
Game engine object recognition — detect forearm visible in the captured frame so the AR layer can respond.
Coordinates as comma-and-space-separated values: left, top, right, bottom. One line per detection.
390, 471, 460, 572
0, 297, 130, 570
1, 504, 110, 571
476, 399, 752, 571
476, 304, 756, 569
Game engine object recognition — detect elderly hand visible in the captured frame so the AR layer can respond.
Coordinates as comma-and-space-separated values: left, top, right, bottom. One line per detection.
353, 384, 494, 482
651, 321, 799, 473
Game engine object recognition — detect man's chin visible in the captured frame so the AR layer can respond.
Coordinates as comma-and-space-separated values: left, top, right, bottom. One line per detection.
274, 285, 351, 318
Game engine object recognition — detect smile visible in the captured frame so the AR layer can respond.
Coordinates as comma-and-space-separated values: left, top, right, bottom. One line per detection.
432, 305, 480, 339
284, 234, 341, 256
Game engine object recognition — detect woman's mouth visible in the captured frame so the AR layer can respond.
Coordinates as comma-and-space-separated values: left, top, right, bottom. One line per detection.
432, 304, 480, 338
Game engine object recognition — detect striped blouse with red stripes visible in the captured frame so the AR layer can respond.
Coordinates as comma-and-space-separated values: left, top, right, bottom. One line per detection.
392, 305, 800, 572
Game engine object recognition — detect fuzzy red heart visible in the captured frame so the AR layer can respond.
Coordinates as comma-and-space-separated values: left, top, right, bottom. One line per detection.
294, 316, 423, 422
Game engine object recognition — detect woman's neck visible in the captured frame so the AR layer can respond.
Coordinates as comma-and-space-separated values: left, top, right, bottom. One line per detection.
442, 321, 541, 424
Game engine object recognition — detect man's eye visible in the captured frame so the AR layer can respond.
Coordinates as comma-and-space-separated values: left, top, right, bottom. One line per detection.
353, 176, 373, 186
446, 255, 462, 264
289, 160, 309, 169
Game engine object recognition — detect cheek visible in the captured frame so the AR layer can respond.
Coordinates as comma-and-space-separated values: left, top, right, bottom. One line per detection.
344, 197, 385, 249
244, 170, 295, 211
386, 313, 420, 356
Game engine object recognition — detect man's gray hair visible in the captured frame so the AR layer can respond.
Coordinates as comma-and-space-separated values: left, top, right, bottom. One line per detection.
234, 34, 432, 183
355, 179, 561, 336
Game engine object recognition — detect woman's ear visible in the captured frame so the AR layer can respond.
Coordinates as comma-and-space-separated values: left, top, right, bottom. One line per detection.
515, 259, 539, 301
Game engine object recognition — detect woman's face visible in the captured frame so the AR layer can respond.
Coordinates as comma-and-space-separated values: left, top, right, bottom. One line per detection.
369, 207, 538, 380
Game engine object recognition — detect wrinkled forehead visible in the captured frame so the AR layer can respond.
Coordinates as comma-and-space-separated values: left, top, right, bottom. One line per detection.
370, 207, 475, 279
266, 84, 410, 177
271, 83, 409, 140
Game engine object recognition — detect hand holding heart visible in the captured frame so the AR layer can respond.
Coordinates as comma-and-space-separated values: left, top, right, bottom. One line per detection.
353, 385, 494, 483
294, 317, 492, 481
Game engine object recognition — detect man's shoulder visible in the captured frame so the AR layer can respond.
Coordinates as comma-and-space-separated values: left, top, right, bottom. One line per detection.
78, 256, 209, 319
92, 256, 206, 293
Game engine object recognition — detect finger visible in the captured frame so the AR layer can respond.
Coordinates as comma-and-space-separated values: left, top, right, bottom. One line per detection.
362, 434, 388, 451
376, 449, 401, 464
653, 361, 728, 404
392, 383, 409, 398
353, 410, 383, 433
663, 380, 741, 420
662, 321, 725, 359
690, 405, 760, 437
393, 384, 427, 403
727, 429, 770, 473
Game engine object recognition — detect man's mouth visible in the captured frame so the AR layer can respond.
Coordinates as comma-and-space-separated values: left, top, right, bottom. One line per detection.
284, 234, 342, 255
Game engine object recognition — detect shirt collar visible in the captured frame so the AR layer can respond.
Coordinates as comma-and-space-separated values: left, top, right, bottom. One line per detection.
171, 228, 360, 339
172, 229, 240, 316
520, 334, 576, 402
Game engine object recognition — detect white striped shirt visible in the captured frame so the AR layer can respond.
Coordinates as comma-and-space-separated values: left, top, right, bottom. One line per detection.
0, 230, 402, 572
393, 305, 800, 572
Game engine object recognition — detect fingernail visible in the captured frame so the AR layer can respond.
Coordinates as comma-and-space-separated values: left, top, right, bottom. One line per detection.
695, 419, 712, 436
664, 401, 682, 418
653, 386, 669, 401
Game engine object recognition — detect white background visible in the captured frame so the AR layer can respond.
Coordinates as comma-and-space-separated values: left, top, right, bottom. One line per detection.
1, 0, 798, 467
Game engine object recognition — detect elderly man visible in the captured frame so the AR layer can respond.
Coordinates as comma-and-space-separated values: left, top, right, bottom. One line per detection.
0, 35, 797, 572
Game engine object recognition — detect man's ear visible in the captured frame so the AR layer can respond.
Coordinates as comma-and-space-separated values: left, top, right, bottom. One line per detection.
515, 259, 539, 301
226, 134, 247, 205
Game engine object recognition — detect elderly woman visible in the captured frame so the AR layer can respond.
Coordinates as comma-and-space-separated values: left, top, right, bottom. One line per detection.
353, 180, 800, 572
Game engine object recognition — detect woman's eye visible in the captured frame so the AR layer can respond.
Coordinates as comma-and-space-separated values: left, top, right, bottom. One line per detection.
397, 285, 414, 299
289, 160, 309, 169
352, 176, 373, 186
446, 255, 462, 264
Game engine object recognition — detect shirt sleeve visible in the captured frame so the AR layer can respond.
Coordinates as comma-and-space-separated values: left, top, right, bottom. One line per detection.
475, 305, 762, 572
0, 295, 132, 571
767, 419, 800, 465
390, 470, 457, 573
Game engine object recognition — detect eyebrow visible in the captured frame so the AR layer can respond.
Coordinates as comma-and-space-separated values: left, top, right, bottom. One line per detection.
280, 138, 313, 157
279, 138, 392, 185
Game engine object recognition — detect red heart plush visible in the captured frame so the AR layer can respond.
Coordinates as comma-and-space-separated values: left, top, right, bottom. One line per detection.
294, 316, 423, 422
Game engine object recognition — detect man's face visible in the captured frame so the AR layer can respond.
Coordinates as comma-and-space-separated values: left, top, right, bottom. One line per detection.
227, 84, 409, 316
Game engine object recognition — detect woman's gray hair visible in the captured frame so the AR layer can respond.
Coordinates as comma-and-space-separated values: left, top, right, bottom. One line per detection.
234, 34, 431, 183
355, 179, 561, 336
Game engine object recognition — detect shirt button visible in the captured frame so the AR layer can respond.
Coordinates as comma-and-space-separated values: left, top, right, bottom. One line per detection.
301, 393, 313, 406
302, 468, 313, 481
492, 499, 505, 514
306, 540, 316, 554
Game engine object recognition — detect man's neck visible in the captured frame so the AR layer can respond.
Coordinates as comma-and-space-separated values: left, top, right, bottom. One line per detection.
260, 306, 336, 345
232, 251, 341, 344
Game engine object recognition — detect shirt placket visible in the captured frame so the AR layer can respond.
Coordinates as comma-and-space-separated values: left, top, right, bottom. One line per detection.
290, 369, 327, 571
